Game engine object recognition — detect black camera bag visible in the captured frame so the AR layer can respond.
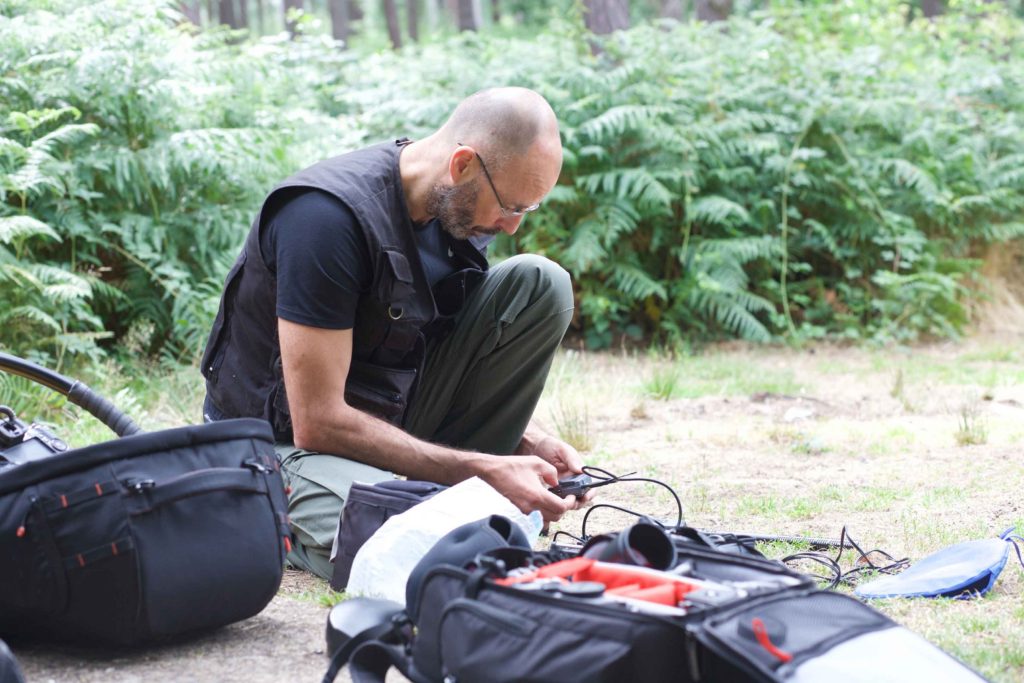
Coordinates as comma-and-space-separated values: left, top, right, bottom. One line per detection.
0, 353, 290, 645
328, 520, 990, 683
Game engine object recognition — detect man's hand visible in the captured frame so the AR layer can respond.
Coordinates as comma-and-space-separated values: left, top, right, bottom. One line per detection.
516, 429, 595, 509
530, 435, 584, 478
477, 454, 576, 523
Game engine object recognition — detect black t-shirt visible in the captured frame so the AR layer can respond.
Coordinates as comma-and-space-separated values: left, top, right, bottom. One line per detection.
260, 189, 490, 329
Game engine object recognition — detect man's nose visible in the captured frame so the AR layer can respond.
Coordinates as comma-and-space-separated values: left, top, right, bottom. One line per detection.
498, 214, 524, 236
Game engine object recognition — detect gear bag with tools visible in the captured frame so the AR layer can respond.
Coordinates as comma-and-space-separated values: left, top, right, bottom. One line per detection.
0, 352, 291, 645
324, 516, 989, 683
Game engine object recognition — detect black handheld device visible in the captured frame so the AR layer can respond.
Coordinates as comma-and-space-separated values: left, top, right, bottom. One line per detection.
549, 473, 593, 498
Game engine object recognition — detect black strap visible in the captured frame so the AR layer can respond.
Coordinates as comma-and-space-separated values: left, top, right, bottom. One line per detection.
321, 618, 409, 683
349, 641, 416, 683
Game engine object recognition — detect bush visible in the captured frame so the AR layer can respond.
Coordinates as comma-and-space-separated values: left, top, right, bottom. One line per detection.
327, 1, 1024, 346
2, 0, 1022, 363
0, 0, 354, 366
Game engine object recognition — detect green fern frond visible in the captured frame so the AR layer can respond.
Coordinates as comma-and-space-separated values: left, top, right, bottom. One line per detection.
878, 158, 939, 198
689, 195, 751, 228
0, 215, 60, 244
688, 287, 771, 341
610, 262, 667, 301
577, 105, 672, 142
563, 219, 607, 273
0, 305, 61, 332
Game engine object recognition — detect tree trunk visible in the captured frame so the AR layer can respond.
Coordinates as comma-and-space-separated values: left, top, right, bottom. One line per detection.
180, 1, 201, 24
695, 0, 731, 22
284, 0, 303, 35
490, 0, 500, 24
238, 0, 249, 27
256, 0, 265, 33
456, 0, 481, 31
219, 0, 239, 27
584, 0, 630, 35
660, 0, 685, 20
349, 0, 364, 21
921, 0, 945, 17
383, 0, 402, 48
330, 0, 352, 42
408, 0, 420, 41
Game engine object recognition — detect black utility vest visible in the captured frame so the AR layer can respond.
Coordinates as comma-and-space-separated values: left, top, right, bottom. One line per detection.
201, 139, 488, 440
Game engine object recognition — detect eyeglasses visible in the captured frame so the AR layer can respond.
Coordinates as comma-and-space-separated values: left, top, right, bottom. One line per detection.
458, 143, 541, 218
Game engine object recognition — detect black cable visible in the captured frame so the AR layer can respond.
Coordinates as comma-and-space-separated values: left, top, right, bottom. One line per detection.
550, 530, 586, 546
781, 551, 842, 590
577, 466, 684, 537
779, 526, 909, 589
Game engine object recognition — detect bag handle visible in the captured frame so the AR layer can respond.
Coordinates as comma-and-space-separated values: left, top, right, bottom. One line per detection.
124, 468, 267, 515
0, 352, 141, 437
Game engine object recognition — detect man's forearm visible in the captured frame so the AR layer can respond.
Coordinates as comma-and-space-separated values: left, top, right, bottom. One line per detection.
293, 405, 499, 485
515, 420, 551, 455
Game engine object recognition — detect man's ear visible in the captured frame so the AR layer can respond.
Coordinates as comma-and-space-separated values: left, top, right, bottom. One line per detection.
449, 145, 475, 184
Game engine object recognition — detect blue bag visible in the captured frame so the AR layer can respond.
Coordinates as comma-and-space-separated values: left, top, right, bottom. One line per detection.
856, 528, 1023, 600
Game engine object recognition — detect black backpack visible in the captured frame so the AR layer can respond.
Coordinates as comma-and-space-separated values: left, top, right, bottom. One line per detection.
0, 352, 290, 645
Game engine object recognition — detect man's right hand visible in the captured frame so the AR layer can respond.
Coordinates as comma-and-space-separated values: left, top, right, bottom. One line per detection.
477, 454, 576, 523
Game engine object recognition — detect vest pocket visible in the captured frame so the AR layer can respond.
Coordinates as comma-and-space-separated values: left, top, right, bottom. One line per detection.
345, 360, 416, 425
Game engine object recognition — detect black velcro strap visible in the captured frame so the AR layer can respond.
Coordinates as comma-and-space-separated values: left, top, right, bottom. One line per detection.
63, 535, 135, 571
40, 480, 121, 514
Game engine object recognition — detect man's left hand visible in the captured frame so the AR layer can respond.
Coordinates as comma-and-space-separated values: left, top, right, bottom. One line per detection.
523, 435, 595, 508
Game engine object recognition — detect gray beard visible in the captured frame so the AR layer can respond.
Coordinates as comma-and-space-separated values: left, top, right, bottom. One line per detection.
425, 180, 481, 241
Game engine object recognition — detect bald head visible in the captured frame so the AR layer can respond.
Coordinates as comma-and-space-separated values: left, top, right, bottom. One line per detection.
401, 87, 562, 236
438, 87, 561, 166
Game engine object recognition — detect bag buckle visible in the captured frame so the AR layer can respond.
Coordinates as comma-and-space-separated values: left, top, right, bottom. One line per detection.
125, 478, 156, 494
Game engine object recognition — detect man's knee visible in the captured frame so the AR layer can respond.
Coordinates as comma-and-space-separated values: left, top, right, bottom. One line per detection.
500, 254, 574, 317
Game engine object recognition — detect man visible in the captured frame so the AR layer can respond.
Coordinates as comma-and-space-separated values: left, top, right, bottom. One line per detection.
201, 87, 588, 579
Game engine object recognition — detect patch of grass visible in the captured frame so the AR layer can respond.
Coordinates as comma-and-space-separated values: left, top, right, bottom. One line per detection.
903, 358, 1024, 388
289, 585, 346, 608
639, 354, 804, 399
549, 398, 593, 452
734, 495, 780, 517
918, 486, 965, 508
642, 363, 682, 400
791, 435, 829, 455
687, 481, 710, 515
955, 402, 988, 446
852, 486, 907, 512
787, 497, 824, 519
890, 368, 905, 399
961, 346, 1021, 363
817, 484, 846, 503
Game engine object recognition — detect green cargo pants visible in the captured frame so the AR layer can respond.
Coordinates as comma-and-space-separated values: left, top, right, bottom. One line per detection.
277, 254, 573, 579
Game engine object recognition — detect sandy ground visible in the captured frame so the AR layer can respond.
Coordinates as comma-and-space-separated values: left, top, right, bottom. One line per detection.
8, 339, 1024, 682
